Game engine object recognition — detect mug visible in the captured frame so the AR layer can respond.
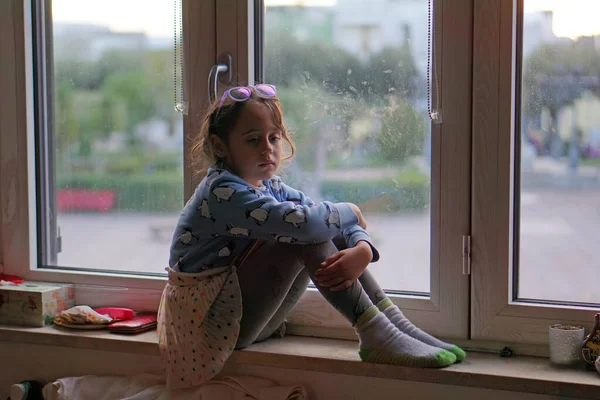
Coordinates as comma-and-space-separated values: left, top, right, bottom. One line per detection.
549, 324, 585, 365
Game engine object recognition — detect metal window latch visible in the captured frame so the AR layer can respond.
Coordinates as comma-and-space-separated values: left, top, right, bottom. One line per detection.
464, 346, 514, 358
462, 235, 471, 275
500, 347, 514, 357
57, 226, 62, 254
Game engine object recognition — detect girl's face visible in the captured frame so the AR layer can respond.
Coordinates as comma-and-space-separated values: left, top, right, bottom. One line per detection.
212, 101, 283, 187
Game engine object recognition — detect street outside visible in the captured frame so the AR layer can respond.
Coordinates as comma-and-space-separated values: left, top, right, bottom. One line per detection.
55, 158, 600, 305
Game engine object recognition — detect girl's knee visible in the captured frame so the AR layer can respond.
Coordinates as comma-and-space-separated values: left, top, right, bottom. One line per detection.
302, 241, 337, 254
300, 241, 338, 264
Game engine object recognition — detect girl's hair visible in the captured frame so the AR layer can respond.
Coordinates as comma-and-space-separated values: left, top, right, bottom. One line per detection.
191, 89, 296, 178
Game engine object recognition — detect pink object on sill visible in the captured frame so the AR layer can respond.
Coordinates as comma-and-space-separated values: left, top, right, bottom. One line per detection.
94, 307, 135, 321
57, 189, 115, 212
0, 274, 24, 284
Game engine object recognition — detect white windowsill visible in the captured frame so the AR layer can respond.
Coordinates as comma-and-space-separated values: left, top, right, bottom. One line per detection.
1, 324, 599, 398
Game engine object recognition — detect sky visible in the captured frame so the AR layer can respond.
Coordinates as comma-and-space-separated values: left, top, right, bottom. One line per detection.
51, 0, 600, 39
524, 0, 600, 38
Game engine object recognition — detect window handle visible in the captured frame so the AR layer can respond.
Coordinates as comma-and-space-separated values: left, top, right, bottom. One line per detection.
208, 53, 233, 103
208, 64, 227, 103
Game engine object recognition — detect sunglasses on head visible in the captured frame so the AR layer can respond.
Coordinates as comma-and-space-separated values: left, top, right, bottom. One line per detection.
216, 84, 277, 110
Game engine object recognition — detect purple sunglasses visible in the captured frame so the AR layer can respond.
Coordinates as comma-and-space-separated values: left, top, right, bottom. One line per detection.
217, 84, 277, 110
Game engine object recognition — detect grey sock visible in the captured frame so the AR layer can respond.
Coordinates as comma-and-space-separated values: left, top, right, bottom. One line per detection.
378, 299, 466, 361
355, 306, 456, 368
271, 321, 286, 338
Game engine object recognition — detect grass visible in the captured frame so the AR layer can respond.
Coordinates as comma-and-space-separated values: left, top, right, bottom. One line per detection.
581, 158, 600, 168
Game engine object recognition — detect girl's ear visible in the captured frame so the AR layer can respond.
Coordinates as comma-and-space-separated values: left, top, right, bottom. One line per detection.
210, 135, 228, 158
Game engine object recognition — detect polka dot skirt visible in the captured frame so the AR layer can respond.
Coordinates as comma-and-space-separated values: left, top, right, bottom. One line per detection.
158, 266, 242, 389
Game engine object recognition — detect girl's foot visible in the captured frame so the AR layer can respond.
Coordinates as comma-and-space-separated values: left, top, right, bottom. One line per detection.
377, 298, 466, 362
355, 306, 456, 368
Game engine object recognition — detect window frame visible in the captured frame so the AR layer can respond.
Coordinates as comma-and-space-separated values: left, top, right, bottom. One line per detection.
1, 0, 472, 340
0, 0, 217, 308
471, 0, 599, 345
1, 0, 34, 287
233, 0, 473, 339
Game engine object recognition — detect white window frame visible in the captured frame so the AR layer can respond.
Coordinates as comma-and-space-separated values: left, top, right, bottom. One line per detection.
471, 0, 599, 345
221, 0, 473, 340
1, 0, 472, 340
0, 0, 217, 309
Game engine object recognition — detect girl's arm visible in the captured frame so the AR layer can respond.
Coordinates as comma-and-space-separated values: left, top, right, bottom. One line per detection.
277, 179, 316, 206
333, 226, 380, 262
275, 177, 377, 259
273, 178, 377, 260
208, 178, 359, 244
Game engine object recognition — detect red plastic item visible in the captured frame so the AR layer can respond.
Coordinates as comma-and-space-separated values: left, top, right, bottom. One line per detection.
0, 274, 24, 284
58, 189, 116, 213
108, 314, 158, 334
94, 307, 135, 321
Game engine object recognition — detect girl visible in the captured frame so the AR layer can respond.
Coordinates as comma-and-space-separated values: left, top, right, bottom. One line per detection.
158, 84, 465, 389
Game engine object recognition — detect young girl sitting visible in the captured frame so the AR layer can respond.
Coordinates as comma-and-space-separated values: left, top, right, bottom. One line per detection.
158, 84, 465, 389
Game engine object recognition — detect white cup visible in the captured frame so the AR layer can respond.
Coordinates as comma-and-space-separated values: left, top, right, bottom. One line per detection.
549, 324, 585, 365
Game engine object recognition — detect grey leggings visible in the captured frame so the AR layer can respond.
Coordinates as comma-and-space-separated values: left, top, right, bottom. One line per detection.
235, 240, 387, 349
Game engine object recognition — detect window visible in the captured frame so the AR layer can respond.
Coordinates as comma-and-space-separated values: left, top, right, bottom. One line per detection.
0, 0, 482, 338
518, 2, 600, 305
4, 0, 597, 352
1, 0, 472, 338
472, 0, 600, 344
39, 1, 183, 275
1, 0, 215, 296
257, 0, 471, 337
264, 2, 432, 294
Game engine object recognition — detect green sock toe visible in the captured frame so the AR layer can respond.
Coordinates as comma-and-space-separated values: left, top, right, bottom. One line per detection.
450, 345, 466, 362
435, 349, 457, 367
358, 348, 456, 368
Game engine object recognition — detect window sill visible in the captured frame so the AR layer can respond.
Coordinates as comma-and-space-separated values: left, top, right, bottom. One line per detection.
1, 325, 599, 398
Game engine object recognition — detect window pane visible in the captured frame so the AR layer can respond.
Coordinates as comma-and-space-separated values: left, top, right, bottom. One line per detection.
518, 1, 600, 303
264, 0, 431, 293
48, 1, 181, 273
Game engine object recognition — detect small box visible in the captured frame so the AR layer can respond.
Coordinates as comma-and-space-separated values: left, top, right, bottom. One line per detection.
0, 282, 75, 327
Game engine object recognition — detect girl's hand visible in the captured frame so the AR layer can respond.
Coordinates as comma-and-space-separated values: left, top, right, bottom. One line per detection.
313, 241, 373, 291
346, 203, 367, 230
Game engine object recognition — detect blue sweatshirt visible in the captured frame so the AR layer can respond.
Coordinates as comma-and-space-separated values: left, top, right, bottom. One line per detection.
169, 168, 379, 273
